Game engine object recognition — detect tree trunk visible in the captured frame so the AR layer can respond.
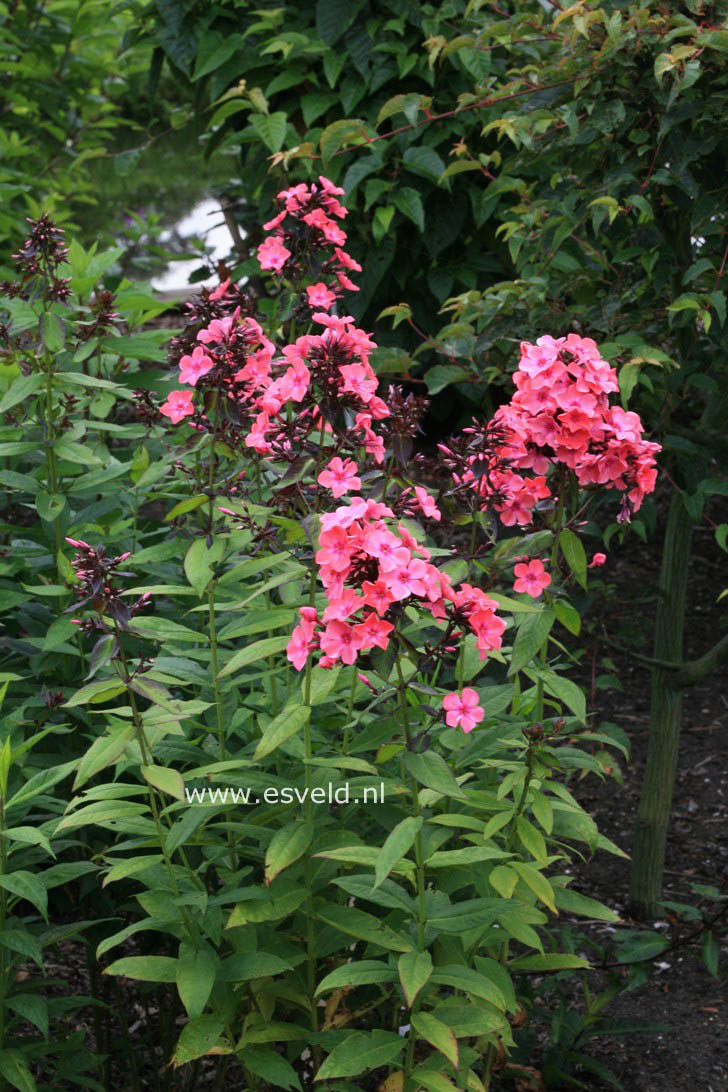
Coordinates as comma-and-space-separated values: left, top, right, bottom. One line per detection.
629, 492, 693, 919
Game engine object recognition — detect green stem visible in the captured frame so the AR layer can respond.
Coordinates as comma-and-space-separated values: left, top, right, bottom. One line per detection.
341, 665, 357, 754
396, 654, 427, 1092
208, 581, 226, 762
43, 356, 63, 569
0, 791, 6, 1062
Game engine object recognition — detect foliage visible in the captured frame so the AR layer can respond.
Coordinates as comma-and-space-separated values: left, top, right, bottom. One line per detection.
0, 189, 662, 1090
0, 0, 160, 259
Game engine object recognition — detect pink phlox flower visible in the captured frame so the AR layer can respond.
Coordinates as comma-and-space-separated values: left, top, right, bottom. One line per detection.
340, 363, 377, 403
258, 236, 291, 272
322, 588, 361, 623
315, 526, 354, 572
208, 278, 230, 301
306, 283, 337, 311
413, 486, 441, 522
353, 612, 393, 651
317, 457, 362, 499
383, 556, 428, 601
361, 579, 394, 615
442, 688, 485, 734
197, 315, 237, 345
513, 559, 552, 598
319, 620, 361, 665
287, 618, 319, 671
334, 247, 362, 272
160, 390, 194, 424
588, 552, 607, 568
179, 345, 214, 386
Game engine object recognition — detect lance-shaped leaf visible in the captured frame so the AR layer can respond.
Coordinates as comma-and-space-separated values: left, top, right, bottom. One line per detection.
398, 950, 432, 1007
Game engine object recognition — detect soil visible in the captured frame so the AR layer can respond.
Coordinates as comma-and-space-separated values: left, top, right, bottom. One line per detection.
495, 491, 728, 1092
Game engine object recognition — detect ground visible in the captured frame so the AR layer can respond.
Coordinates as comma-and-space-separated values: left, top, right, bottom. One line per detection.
498, 494, 728, 1092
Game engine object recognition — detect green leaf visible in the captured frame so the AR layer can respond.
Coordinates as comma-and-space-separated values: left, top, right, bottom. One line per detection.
219, 636, 290, 678
165, 494, 208, 521
391, 187, 425, 232
403, 146, 447, 184
411, 1012, 459, 1068
430, 965, 506, 1010
559, 529, 587, 589
0, 1048, 37, 1092
39, 311, 65, 352
0, 871, 48, 920
320, 119, 365, 165
508, 608, 555, 676
316, 0, 360, 45
105, 956, 178, 982
398, 950, 432, 1008
184, 537, 224, 597
489, 865, 518, 899
314, 1031, 404, 1081
130, 617, 205, 644
5, 994, 48, 1040
317, 905, 413, 952
515, 817, 547, 865
173, 1015, 227, 1067
264, 822, 313, 885
508, 953, 590, 972
405, 750, 466, 801
304, 665, 342, 705
102, 855, 163, 886
0, 373, 43, 414
63, 679, 127, 708
701, 930, 719, 978
426, 847, 508, 868
616, 933, 669, 964
553, 600, 581, 635
526, 666, 586, 722
177, 943, 217, 1017
511, 861, 555, 912
424, 364, 470, 394
250, 112, 288, 153
239, 1046, 301, 1091
553, 886, 620, 923
73, 723, 134, 789
374, 816, 422, 888
194, 32, 244, 80
54, 437, 104, 467
316, 960, 396, 995
141, 765, 185, 801
253, 704, 310, 762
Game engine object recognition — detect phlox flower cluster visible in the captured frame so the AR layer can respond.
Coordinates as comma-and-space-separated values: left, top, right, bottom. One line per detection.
243, 311, 388, 459
160, 310, 275, 427
438, 424, 552, 529
258, 176, 362, 299
492, 334, 661, 521
286, 498, 505, 671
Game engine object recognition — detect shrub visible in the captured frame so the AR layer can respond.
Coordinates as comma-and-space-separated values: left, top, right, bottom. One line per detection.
0, 190, 660, 1088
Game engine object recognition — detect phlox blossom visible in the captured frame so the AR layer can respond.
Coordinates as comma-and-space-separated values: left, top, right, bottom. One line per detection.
318, 457, 362, 499
513, 559, 551, 598
442, 688, 485, 734
160, 390, 194, 424
413, 486, 441, 522
286, 619, 318, 671
353, 612, 393, 651
179, 345, 214, 386
306, 283, 337, 311
258, 236, 291, 272
589, 552, 607, 568
319, 620, 360, 665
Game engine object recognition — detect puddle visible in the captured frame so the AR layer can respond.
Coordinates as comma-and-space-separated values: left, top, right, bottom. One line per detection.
151, 198, 239, 296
